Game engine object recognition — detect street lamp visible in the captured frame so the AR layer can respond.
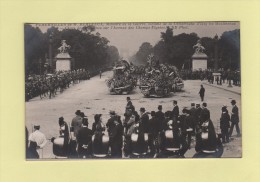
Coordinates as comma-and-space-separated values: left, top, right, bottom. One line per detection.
48, 32, 54, 73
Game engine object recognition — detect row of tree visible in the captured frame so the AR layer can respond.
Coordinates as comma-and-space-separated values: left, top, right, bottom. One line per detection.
129, 27, 240, 71
25, 24, 120, 75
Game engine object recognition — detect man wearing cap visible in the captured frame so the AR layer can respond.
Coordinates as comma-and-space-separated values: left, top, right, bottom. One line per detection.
229, 100, 241, 137
28, 125, 47, 159
77, 117, 93, 158
199, 85, 205, 101
71, 110, 83, 138
172, 100, 179, 122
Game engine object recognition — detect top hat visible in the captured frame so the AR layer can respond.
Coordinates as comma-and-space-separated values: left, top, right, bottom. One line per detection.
196, 104, 200, 107
191, 103, 195, 106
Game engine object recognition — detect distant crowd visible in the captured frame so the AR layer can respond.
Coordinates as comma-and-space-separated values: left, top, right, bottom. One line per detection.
180, 69, 241, 86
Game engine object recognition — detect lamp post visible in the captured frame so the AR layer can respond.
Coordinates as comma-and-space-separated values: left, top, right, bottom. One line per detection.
214, 34, 219, 72
48, 32, 53, 73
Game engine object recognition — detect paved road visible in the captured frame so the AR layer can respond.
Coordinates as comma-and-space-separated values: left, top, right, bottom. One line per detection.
26, 71, 241, 159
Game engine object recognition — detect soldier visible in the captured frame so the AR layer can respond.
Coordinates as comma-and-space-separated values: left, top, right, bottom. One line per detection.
229, 100, 241, 137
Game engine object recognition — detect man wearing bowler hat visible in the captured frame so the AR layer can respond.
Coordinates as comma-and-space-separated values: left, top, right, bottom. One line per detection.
229, 100, 241, 137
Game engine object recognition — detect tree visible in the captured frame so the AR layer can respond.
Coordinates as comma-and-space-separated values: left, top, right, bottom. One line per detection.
24, 24, 46, 75
219, 29, 240, 70
135, 42, 153, 65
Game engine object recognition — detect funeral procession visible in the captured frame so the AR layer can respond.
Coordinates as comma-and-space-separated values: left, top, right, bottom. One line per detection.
25, 22, 241, 159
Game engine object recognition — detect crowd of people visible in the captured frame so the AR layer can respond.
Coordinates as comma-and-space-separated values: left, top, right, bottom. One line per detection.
180, 69, 241, 86
25, 69, 91, 101
26, 97, 241, 159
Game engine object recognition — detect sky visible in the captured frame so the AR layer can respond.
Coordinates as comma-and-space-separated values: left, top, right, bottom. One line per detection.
32, 22, 240, 59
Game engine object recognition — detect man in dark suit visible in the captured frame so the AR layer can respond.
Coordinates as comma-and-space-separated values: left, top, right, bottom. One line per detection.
155, 105, 165, 123
106, 111, 123, 158
229, 100, 241, 137
190, 103, 197, 134
148, 111, 161, 156
195, 104, 203, 134
76, 118, 93, 158
199, 85, 205, 101
126, 97, 135, 112
172, 100, 179, 122
200, 103, 210, 123
139, 107, 149, 133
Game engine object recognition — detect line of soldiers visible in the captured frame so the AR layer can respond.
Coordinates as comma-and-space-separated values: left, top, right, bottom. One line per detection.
42, 97, 240, 159
25, 69, 90, 101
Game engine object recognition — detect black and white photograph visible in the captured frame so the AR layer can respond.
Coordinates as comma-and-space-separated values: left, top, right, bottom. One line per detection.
25, 22, 241, 159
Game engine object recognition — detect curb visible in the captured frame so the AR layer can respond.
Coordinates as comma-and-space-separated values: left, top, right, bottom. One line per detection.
203, 83, 241, 95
